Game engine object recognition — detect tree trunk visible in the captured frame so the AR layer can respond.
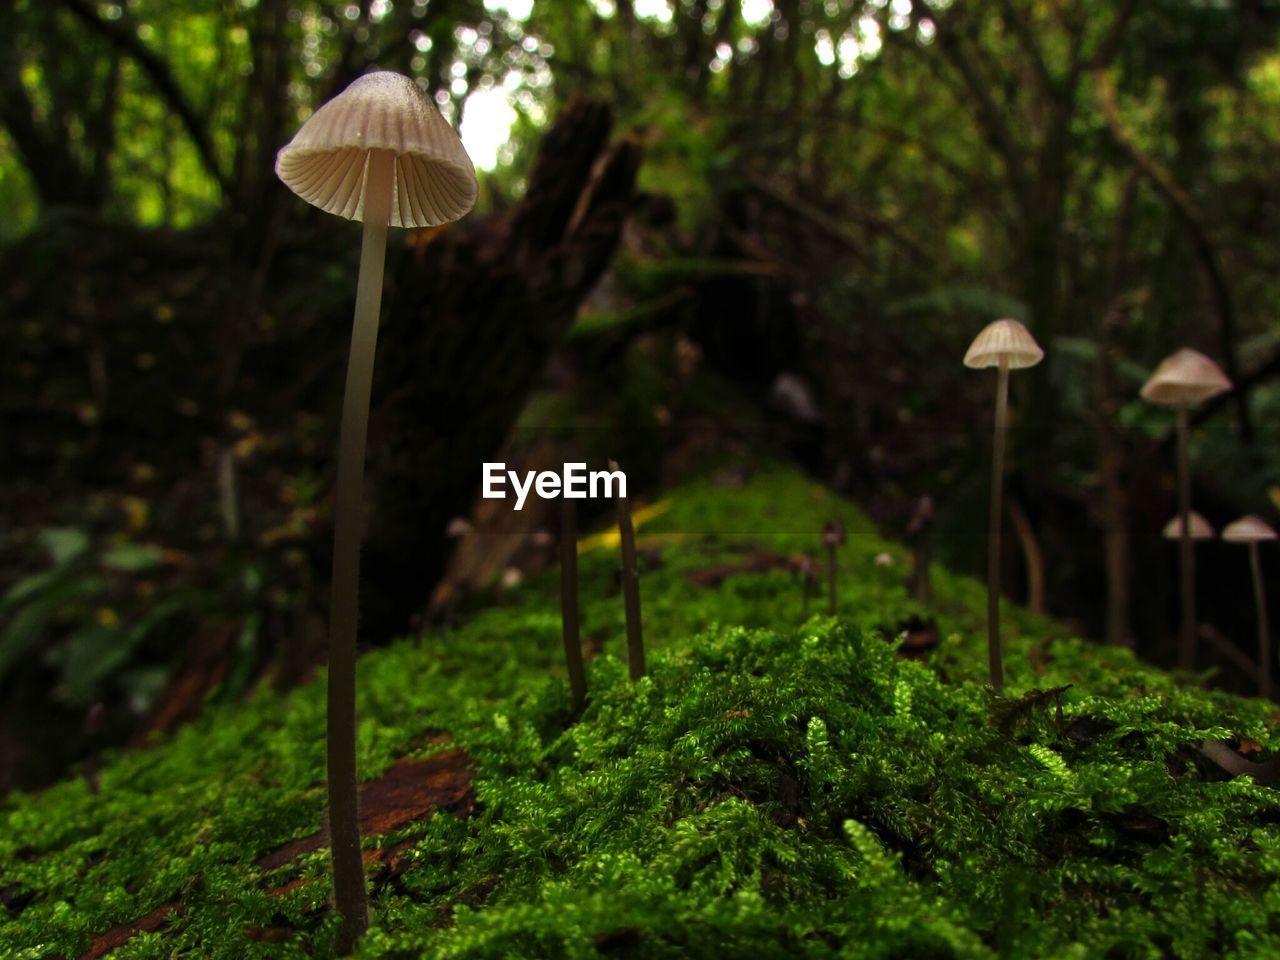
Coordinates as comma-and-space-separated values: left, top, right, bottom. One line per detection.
356, 99, 643, 639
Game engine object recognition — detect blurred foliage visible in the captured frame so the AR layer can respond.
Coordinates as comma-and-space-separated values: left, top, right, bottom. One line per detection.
4, 0, 1280, 781
0, 521, 269, 713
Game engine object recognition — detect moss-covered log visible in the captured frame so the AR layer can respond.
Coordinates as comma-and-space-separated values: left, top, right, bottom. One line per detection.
3, 467, 1279, 959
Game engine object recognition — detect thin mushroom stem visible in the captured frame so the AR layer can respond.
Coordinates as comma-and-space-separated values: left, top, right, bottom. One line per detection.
328, 148, 395, 954
801, 560, 812, 620
1250, 542, 1271, 700
987, 359, 1010, 690
1176, 405, 1196, 672
560, 498, 587, 711
611, 460, 645, 680
827, 542, 838, 616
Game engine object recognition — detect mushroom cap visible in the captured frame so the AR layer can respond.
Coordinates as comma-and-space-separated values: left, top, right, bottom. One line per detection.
1162, 512, 1215, 541
1140, 348, 1232, 407
275, 71, 477, 228
963, 319, 1044, 370
1222, 515, 1278, 544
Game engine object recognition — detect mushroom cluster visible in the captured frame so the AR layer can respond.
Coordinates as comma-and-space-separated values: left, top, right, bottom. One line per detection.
1137, 346, 1280, 697
1156, 511, 1276, 696
952, 329, 1267, 697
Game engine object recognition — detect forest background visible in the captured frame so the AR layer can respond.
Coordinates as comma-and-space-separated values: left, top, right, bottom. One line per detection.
2, 0, 1279, 792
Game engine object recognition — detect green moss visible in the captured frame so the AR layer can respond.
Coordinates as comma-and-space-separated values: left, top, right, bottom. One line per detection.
2, 466, 1279, 958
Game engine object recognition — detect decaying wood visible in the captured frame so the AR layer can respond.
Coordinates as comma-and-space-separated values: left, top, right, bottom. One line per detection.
81, 901, 182, 960
78, 748, 472, 958
258, 749, 475, 871
355, 98, 643, 639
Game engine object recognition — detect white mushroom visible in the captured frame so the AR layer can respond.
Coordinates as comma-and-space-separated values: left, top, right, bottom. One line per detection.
964, 318, 1043, 691
1141, 348, 1231, 671
275, 70, 477, 953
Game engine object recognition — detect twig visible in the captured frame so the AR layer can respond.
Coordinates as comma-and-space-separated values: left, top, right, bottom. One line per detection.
611, 460, 645, 680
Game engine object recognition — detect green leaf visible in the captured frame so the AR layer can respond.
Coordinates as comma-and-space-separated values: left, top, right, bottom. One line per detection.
61, 626, 135, 706
0, 568, 67, 612
0, 574, 106, 682
100, 543, 164, 573
59, 601, 181, 706
37, 527, 90, 566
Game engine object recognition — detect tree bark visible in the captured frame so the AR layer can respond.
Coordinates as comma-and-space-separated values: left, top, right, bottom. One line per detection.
356, 99, 643, 640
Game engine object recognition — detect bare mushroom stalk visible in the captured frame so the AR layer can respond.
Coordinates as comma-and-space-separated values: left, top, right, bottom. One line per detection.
1140, 348, 1231, 671
823, 521, 845, 616
611, 459, 645, 680
874, 552, 894, 623
828, 543, 837, 614
275, 71, 477, 953
324, 148, 395, 948
1175, 406, 1195, 671
560, 498, 587, 710
1161, 510, 1215, 677
1224, 517, 1277, 699
987, 358, 1010, 689
799, 554, 815, 620
1252, 542, 1272, 698
963, 319, 1043, 691
907, 495, 934, 606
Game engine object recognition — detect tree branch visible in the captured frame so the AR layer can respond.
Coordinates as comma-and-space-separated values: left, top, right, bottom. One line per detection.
1093, 67, 1251, 440
931, 11, 1034, 216
745, 171, 934, 265
0, 0, 96, 205
1084, 0, 1139, 74
55, 0, 229, 194
996, 0, 1056, 98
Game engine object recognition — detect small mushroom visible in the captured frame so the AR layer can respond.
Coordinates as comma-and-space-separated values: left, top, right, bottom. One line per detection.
1161, 511, 1216, 542
1223, 516, 1277, 699
1142, 349, 1232, 671
275, 70, 477, 953
964, 318, 1043, 690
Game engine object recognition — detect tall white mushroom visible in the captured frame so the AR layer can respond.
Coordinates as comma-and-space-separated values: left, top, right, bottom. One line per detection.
275, 70, 477, 952
964, 319, 1043, 690
1223, 516, 1277, 699
1141, 349, 1231, 672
